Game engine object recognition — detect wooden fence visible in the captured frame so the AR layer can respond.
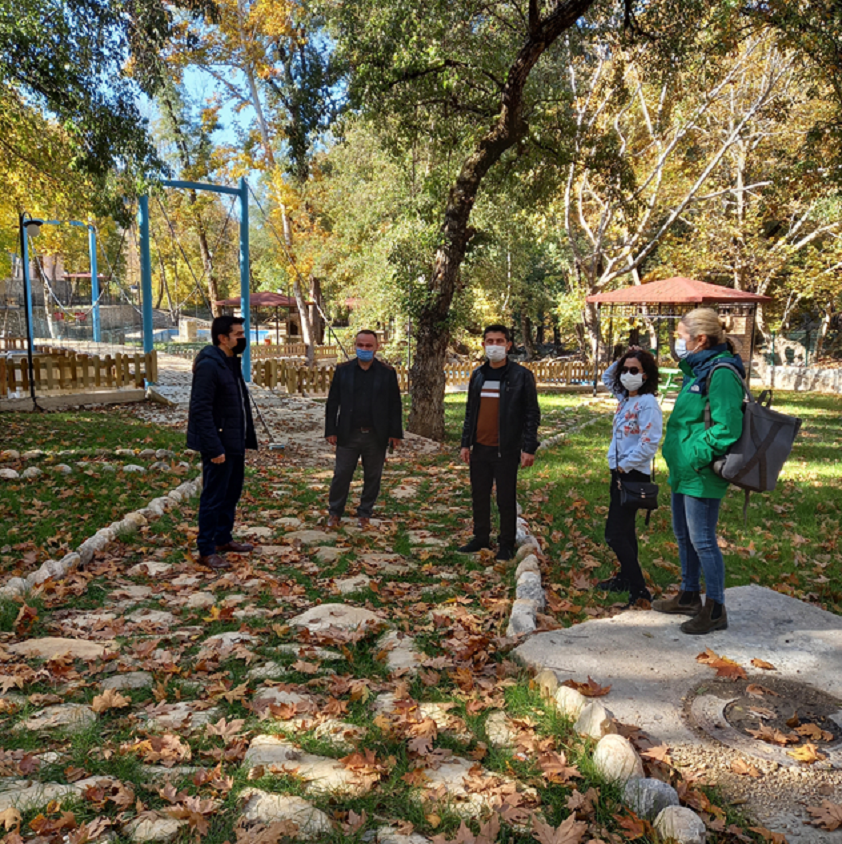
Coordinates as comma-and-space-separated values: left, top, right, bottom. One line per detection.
251, 343, 339, 361
1, 346, 157, 397
252, 358, 594, 395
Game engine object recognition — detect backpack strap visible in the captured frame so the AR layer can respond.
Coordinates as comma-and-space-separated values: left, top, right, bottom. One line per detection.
703, 363, 752, 429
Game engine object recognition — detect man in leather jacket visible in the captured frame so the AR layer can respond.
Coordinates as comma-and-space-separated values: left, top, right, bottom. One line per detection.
459, 324, 540, 561
186, 315, 257, 570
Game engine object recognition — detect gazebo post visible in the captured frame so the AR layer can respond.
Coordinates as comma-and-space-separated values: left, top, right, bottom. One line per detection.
747, 303, 757, 384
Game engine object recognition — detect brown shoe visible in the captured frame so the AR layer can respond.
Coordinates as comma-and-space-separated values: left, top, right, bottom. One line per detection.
199, 553, 231, 571
216, 541, 254, 553
652, 590, 702, 616
326, 514, 341, 528
357, 517, 371, 529
681, 600, 728, 634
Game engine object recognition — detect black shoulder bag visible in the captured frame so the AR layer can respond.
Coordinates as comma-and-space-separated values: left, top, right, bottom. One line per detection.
614, 438, 659, 524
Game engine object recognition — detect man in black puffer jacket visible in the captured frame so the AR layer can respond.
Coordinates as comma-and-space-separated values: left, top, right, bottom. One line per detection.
187, 315, 257, 570
459, 324, 540, 561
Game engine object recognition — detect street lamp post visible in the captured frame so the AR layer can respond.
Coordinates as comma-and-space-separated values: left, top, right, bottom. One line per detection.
18, 212, 42, 411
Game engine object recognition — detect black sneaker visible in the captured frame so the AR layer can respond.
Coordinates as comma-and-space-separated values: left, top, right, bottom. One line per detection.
596, 574, 630, 593
458, 537, 491, 554
496, 545, 515, 562
626, 587, 652, 607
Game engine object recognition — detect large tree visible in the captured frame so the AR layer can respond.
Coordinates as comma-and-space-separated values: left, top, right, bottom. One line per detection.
321, 0, 842, 440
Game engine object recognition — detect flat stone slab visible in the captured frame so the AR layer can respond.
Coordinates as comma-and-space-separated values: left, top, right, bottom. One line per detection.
145, 701, 222, 732
7, 637, 109, 661
127, 561, 173, 578
203, 631, 260, 648
252, 687, 315, 715
283, 530, 335, 545
406, 531, 448, 547
515, 585, 842, 747
101, 671, 153, 691
239, 789, 332, 837
290, 603, 386, 634
378, 630, 423, 675
127, 609, 178, 628
126, 814, 186, 842
0, 776, 118, 813
18, 703, 95, 733
243, 735, 372, 796
358, 553, 412, 575
334, 574, 371, 595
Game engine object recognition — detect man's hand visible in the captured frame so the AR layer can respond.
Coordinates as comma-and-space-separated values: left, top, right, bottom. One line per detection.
460, 447, 471, 464
211, 453, 226, 464
521, 451, 535, 468
326, 435, 337, 446
388, 437, 401, 450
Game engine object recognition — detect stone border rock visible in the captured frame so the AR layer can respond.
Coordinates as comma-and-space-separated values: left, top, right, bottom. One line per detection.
506, 511, 546, 637
537, 413, 603, 451
0, 474, 203, 599
1, 447, 181, 463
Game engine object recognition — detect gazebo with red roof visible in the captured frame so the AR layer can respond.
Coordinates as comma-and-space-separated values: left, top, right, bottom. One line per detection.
215, 291, 310, 345
585, 277, 772, 393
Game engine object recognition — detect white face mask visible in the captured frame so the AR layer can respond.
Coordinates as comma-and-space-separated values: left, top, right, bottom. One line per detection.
675, 338, 690, 358
620, 372, 644, 392
485, 344, 507, 363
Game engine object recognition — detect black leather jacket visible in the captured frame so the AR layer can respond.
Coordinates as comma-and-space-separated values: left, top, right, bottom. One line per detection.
461, 361, 540, 455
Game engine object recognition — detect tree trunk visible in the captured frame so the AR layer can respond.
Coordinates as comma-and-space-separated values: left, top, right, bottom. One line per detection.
293, 275, 315, 366
406, 0, 594, 439
520, 312, 536, 359
755, 302, 772, 344
582, 300, 600, 362
310, 274, 324, 344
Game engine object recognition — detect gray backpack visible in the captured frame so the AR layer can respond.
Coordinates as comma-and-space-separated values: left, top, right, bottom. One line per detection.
704, 363, 802, 518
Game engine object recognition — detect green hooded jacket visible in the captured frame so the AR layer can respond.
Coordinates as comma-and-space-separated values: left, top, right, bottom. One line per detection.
662, 353, 745, 499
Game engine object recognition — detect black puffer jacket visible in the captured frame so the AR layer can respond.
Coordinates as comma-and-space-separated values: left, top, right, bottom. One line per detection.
461, 361, 540, 455
186, 345, 257, 457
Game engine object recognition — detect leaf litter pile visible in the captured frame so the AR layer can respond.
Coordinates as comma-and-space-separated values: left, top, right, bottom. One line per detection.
0, 394, 840, 843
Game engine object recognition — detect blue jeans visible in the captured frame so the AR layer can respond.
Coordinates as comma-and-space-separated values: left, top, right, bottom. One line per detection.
671, 492, 725, 604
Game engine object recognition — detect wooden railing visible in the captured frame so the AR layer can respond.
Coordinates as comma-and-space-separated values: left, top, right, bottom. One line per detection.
1, 349, 157, 397
0, 336, 29, 352
252, 358, 595, 395
251, 343, 339, 361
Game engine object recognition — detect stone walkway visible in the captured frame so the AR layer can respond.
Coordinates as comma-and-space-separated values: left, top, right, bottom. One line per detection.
2, 387, 839, 843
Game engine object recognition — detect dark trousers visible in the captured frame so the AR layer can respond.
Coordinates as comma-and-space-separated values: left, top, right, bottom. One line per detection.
328, 430, 388, 518
470, 444, 520, 548
197, 452, 245, 556
604, 468, 650, 593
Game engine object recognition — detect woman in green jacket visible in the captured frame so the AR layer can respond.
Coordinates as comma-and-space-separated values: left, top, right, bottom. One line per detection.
654, 308, 745, 634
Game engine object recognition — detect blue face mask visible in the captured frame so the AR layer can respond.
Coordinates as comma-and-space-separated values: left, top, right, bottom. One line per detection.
356, 348, 375, 362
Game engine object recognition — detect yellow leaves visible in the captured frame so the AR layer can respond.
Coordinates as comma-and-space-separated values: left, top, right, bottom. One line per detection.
0, 807, 22, 831
787, 742, 827, 764
90, 688, 132, 714
251, 0, 296, 39
695, 648, 747, 680
794, 722, 834, 742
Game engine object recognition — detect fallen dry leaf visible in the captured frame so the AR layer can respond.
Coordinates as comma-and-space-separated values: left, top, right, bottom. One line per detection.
90, 688, 132, 714
806, 801, 842, 831
561, 676, 611, 697
532, 814, 588, 844
730, 758, 761, 777
750, 658, 776, 671
787, 742, 827, 764
794, 723, 834, 742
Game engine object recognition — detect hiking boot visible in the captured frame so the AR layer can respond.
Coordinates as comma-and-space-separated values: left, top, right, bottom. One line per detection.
326, 514, 341, 528
458, 537, 491, 554
216, 541, 254, 553
596, 573, 630, 593
496, 545, 515, 562
681, 600, 728, 634
199, 553, 231, 571
652, 590, 702, 616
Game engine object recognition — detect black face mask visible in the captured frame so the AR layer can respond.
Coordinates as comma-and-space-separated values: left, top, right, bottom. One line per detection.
232, 338, 247, 356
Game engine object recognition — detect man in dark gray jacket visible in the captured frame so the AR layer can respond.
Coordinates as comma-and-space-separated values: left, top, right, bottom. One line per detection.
187, 315, 257, 570
325, 330, 403, 528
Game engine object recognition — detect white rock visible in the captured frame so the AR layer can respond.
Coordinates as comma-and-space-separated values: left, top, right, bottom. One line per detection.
515, 555, 541, 578
127, 561, 172, 578
375, 826, 434, 844
146, 701, 221, 732
243, 736, 372, 796
127, 609, 177, 628
506, 598, 538, 636
555, 686, 587, 719
21, 466, 43, 479
574, 701, 617, 739
534, 668, 559, 701
516, 571, 545, 609
0, 777, 114, 813
7, 637, 109, 660
0, 449, 20, 461
123, 464, 146, 474
123, 512, 148, 528
334, 574, 371, 595
485, 710, 518, 748
239, 789, 332, 838
185, 591, 216, 609
54, 463, 73, 475
0, 468, 20, 480
18, 703, 95, 733
203, 631, 259, 648
139, 449, 157, 458
592, 734, 644, 783
101, 671, 153, 691
290, 603, 386, 634
624, 778, 680, 819
314, 546, 341, 564
283, 529, 334, 545
252, 687, 314, 715
377, 630, 422, 675
126, 814, 186, 843
654, 806, 707, 844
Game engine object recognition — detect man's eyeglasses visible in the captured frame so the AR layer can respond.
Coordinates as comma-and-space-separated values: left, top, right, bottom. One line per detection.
621, 366, 641, 375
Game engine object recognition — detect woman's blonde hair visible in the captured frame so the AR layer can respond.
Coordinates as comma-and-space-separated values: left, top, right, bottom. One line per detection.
680, 307, 734, 351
